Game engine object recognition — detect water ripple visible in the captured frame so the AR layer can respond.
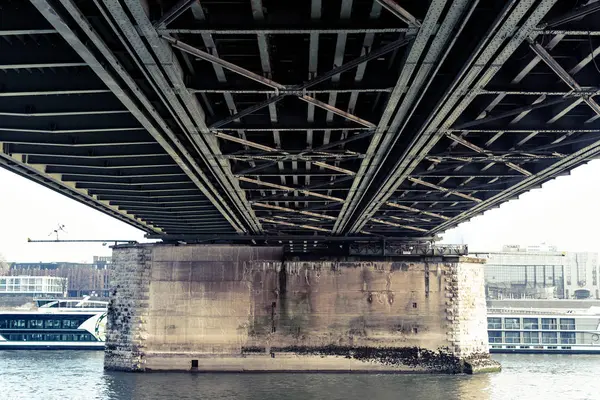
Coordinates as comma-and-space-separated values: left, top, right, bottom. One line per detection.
0, 351, 599, 400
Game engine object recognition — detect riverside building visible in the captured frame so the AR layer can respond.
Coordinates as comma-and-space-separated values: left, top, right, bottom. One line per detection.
472, 244, 600, 300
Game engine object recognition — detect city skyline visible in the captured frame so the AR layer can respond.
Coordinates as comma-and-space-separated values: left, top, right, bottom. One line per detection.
1, 159, 600, 262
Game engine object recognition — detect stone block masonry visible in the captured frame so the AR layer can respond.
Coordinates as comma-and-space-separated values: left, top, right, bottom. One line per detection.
104, 245, 152, 371
105, 244, 499, 374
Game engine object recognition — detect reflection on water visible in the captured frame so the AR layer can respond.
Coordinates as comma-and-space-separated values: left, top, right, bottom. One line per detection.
103, 373, 492, 400
0, 351, 599, 400
488, 354, 600, 400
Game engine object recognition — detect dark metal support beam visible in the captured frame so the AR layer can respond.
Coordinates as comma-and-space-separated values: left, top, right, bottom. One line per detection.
29, 0, 240, 232
154, 0, 197, 28
207, 37, 410, 129
375, 0, 421, 27
0, 150, 159, 233
233, 130, 374, 176
452, 96, 574, 130
0, 29, 57, 35
164, 35, 378, 129
543, 1, 600, 28
145, 234, 433, 242
9, 0, 597, 242
444, 133, 532, 176
335, 0, 474, 234
240, 176, 347, 203
347, 0, 558, 234
110, 0, 261, 233
529, 40, 600, 117
190, 87, 394, 95
160, 27, 410, 35
0, 62, 87, 70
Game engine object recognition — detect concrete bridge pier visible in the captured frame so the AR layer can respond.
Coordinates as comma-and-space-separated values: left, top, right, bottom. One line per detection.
104, 244, 500, 374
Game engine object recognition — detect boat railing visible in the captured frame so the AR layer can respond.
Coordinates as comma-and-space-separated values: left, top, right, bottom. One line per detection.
541, 338, 559, 344
488, 308, 564, 315
523, 324, 539, 329
559, 324, 576, 330
38, 296, 108, 310
541, 324, 558, 330
560, 338, 577, 344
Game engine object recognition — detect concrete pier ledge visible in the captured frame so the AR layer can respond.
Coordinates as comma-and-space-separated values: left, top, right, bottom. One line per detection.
104, 244, 500, 374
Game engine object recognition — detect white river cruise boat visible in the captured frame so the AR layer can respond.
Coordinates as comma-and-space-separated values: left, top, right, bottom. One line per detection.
488, 306, 600, 353
0, 297, 107, 350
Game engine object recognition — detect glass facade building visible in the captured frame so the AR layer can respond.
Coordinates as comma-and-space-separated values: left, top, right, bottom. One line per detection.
0, 276, 66, 297
9, 258, 111, 298
473, 245, 600, 300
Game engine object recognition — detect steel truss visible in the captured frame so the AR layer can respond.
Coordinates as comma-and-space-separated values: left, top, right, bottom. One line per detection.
0, 0, 598, 250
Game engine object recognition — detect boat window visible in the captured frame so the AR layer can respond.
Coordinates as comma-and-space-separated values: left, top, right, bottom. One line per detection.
541, 332, 558, 344
487, 317, 501, 329
30, 333, 44, 341
9, 320, 26, 329
560, 332, 576, 344
78, 333, 96, 341
488, 331, 502, 343
541, 318, 557, 330
0, 319, 7, 328
523, 318, 538, 329
6, 333, 100, 342
523, 331, 540, 344
504, 318, 520, 329
62, 320, 80, 329
44, 320, 62, 329
28, 320, 44, 329
559, 318, 575, 330
505, 332, 520, 343
57, 301, 81, 308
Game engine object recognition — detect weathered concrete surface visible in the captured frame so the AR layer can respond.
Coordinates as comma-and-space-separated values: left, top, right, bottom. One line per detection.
105, 244, 499, 373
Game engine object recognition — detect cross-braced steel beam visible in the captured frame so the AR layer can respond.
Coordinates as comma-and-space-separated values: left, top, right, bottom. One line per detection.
9, 0, 600, 243
197, 36, 410, 129
346, 0, 559, 234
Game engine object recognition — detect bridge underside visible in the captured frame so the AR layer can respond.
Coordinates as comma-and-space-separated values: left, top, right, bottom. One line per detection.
2, 0, 600, 251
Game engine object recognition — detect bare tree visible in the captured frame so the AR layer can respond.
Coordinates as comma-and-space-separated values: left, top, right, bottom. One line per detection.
0, 253, 9, 275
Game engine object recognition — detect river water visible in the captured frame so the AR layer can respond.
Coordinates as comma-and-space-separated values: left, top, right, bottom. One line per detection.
0, 351, 599, 400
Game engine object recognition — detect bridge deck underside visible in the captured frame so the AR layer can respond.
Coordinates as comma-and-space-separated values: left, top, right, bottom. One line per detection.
1, 0, 600, 247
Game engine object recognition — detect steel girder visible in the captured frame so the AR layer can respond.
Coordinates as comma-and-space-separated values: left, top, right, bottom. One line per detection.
0, 0, 597, 246
345, 0, 600, 236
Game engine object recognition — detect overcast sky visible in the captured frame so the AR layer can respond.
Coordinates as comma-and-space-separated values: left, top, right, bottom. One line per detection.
1, 159, 599, 262
0, 168, 147, 263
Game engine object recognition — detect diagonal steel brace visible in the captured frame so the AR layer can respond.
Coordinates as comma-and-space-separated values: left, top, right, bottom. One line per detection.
161, 36, 411, 129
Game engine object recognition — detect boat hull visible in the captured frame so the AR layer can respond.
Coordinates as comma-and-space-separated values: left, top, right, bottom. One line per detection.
0, 341, 104, 350
490, 347, 600, 354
